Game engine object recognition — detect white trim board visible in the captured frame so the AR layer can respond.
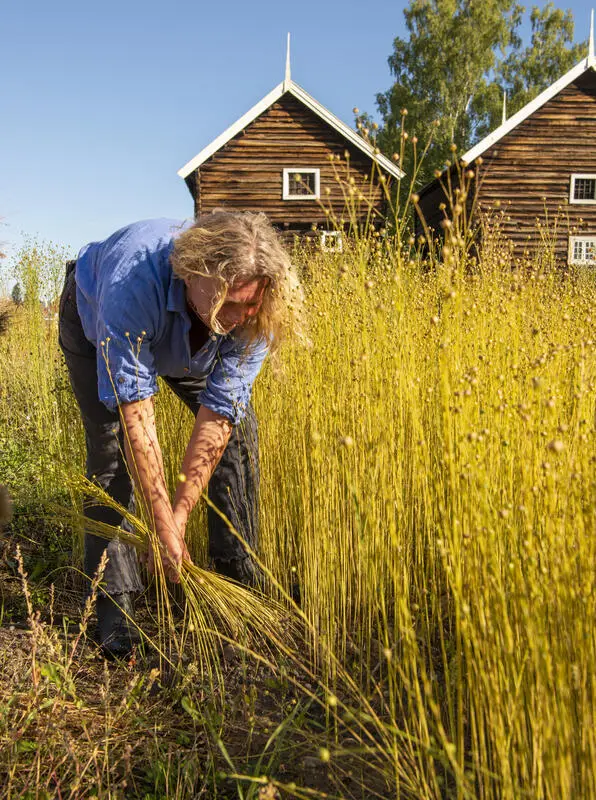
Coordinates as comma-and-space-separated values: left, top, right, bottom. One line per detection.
177, 80, 405, 180
569, 234, 596, 265
462, 55, 596, 165
282, 168, 320, 200
570, 173, 596, 204
320, 230, 344, 253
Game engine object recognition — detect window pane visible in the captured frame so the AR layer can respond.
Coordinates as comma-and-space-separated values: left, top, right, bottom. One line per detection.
571, 239, 596, 263
573, 178, 596, 201
289, 172, 316, 196
321, 232, 343, 252
573, 240, 584, 261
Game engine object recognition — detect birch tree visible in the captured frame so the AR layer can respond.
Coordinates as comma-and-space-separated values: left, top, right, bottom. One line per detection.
372, 1, 586, 184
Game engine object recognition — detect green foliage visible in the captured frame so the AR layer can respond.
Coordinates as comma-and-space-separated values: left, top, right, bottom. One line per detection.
372, 1, 587, 184
0, 435, 44, 500
10, 282, 23, 306
373, 0, 523, 182
10, 236, 72, 306
500, 2, 586, 115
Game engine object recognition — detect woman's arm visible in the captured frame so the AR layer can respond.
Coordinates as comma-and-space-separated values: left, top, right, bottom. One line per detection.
172, 406, 232, 531
120, 396, 190, 581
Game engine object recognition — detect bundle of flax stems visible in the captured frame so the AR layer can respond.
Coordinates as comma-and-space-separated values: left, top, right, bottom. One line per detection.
60, 476, 300, 673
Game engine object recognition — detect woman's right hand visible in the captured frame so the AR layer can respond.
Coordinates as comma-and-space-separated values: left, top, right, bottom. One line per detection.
147, 524, 192, 583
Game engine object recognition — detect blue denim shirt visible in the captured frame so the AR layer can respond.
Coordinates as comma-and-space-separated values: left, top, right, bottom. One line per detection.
74, 218, 268, 423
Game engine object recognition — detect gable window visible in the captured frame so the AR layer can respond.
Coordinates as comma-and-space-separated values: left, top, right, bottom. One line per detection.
320, 231, 343, 253
283, 168, 320, 200
570, 174, 596, 204
568, 236, 596, 266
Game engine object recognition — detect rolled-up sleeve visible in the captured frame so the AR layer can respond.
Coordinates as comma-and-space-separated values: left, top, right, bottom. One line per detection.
95, 280, 161, 411
198, 336, 268, 424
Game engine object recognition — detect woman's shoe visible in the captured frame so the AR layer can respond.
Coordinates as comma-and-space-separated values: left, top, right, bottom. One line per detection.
96, 592, 140, 660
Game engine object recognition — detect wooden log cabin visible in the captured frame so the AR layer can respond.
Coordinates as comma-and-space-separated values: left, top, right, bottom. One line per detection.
416, 36, 596, 268
178, 51, 404, 251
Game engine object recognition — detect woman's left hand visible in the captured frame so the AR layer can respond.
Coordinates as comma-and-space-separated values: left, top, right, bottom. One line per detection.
143, 523, 191, 583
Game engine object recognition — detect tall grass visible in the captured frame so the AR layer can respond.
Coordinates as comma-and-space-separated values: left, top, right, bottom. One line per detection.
254, 236, 596, 796
1, 216, 595, 797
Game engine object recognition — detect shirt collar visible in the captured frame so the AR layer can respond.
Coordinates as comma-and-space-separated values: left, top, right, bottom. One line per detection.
166, 271, 188, 315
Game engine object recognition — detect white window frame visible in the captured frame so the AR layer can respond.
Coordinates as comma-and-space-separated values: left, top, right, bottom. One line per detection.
282, 168, 320, 200
320, 231, 344, 253
568, 235, 596, 266
569, 174, 596, 205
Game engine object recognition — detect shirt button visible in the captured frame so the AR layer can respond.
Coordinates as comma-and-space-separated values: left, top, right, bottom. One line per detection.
117, 377, 125, 384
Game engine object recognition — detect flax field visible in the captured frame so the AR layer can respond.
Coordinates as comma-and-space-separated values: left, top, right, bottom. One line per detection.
0, 213, 595, 798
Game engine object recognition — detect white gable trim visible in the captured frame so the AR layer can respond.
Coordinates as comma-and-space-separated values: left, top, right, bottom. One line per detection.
177, 80, 404, 180
288, 82, 404, 178
178, 82, 286, 179
462, 55, 596, 165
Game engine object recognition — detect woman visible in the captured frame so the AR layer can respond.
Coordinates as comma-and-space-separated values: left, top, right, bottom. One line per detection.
58, 211, 297, 658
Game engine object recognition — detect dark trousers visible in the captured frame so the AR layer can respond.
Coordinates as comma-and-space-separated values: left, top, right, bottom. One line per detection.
58, 263, 260, 595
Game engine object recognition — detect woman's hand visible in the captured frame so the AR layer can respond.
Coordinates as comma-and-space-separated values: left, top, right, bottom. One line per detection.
161, 529, 191, 583
145, 523, 191, 583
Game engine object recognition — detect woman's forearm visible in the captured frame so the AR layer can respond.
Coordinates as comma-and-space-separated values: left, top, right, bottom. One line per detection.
121, 397, 190, 578
120, 397, 179, 540
172, 405, 232, 529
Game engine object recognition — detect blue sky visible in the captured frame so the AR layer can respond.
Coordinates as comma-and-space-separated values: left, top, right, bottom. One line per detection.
0, 0, 591, 264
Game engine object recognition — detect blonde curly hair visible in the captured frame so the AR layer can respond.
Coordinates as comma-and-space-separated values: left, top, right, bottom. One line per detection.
170, 211, 302, 350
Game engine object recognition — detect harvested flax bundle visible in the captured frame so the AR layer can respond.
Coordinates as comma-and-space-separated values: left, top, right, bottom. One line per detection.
60, 478, 301, 670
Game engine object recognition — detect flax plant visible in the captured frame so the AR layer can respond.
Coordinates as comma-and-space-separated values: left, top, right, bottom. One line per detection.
1, 166, 595, 796
0, 244, 82, 507
253, 228, 596, 797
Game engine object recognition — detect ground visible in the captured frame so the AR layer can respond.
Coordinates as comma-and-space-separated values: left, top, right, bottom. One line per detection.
0, 514, 380, 800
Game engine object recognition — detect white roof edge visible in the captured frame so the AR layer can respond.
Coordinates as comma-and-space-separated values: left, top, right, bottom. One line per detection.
287, 83, 404, 178
178, 79, 405, 180
177, 82, 285, 178
462, 55, 596, 164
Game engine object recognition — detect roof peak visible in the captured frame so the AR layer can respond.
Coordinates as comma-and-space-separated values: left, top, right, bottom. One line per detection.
177, 78, 404, 180
461, 18, 596, 166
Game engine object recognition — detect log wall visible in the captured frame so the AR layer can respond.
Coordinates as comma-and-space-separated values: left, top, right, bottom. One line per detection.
417, 70, 596, 265
187, 94, 390, 229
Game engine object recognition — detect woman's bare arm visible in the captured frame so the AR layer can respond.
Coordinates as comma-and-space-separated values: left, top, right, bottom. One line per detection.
172, 406, 232, 531
120, 397, 190, 580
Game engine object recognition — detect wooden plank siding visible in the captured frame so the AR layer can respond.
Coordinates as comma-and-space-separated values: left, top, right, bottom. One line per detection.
417, 69, 596, 265
186, 95, 389, 229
